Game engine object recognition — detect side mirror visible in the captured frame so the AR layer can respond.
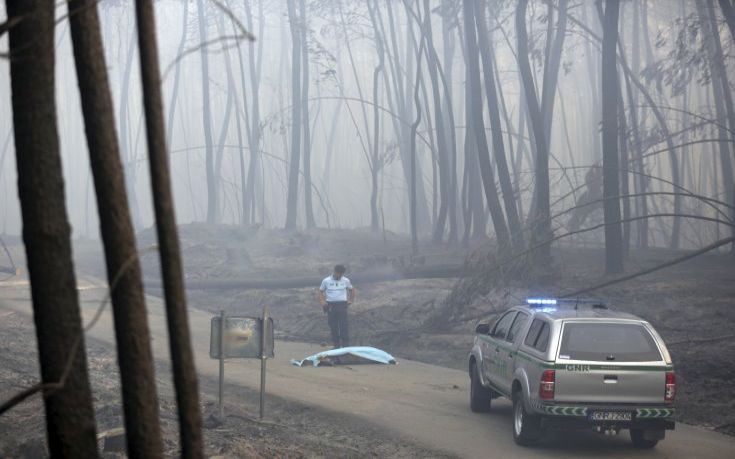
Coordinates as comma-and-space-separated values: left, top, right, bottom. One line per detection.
475, 323, 490, 335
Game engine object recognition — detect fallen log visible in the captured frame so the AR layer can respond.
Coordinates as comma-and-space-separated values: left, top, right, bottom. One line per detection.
144, 264, 465, 291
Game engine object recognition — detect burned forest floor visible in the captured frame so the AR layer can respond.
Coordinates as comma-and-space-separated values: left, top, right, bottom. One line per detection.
1, 224, 734, 457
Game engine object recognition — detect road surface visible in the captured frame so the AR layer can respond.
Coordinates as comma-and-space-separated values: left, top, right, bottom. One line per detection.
2, 277, 733, 458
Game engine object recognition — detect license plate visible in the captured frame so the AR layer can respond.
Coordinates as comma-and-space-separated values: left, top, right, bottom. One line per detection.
590, 411, 632, 421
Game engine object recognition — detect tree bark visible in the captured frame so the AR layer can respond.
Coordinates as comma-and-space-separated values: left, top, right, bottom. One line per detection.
602, 0, 624, 274
6, 0, 99, 455
134, 0, 204, 456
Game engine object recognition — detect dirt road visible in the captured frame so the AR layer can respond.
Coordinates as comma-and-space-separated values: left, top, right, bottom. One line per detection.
2, 278, 733, 459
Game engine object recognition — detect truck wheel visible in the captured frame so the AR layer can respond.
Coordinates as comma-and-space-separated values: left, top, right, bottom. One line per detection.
470, 363, 492, 413
630, 429, 659, 449
512, 392, 541, 446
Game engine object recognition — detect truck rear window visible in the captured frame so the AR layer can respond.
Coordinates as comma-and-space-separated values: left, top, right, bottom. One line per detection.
559, 323, 662, 362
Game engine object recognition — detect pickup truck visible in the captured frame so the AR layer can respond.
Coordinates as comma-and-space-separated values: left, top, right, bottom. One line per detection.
468, 298, 675, 448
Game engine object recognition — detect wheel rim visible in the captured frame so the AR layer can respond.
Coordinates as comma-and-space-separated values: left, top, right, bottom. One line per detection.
514, 400, 523, 435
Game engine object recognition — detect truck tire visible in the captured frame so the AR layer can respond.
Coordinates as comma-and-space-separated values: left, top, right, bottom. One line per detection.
470, 363, 492, 413
630, 429, 659, 449
512, 392, 541, 446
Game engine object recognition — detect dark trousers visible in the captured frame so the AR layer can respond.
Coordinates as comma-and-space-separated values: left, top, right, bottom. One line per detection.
327, 302, 349, 348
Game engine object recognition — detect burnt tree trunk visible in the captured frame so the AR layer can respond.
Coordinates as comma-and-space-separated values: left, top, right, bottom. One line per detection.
6, 0, 99, 455
68, 0, 169, 456
602, 0, 624, 274
134, 0, 204, 456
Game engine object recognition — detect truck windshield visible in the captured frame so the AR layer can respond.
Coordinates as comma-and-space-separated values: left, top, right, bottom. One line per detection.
559, 323, 662, 362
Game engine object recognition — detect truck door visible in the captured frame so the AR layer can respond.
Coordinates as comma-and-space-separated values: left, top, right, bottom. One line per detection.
484, 311, 517, 390
499, 312, 530, 392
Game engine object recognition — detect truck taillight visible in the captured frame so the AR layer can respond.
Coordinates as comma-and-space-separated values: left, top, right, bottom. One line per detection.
665, 372, 676, 402
539, 370, 555, 400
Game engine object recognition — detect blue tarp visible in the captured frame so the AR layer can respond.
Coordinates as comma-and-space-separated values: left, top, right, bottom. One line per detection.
290, 346, 397, 367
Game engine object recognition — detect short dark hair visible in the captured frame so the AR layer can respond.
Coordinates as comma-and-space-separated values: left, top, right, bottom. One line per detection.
334, 264, 346, 274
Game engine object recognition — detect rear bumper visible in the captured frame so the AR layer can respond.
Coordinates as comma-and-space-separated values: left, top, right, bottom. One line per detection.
533, 403, 675, 431
540, 416, 675, 431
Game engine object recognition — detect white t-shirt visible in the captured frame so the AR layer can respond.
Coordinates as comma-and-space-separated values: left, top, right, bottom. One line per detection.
319, 275, 353, 303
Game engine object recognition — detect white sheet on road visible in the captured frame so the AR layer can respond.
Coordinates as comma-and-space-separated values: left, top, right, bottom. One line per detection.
290, 346, 397, 367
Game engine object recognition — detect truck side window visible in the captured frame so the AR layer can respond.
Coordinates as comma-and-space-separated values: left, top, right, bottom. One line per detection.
524, 319, 550, 352
534, 323, 550, 352
491, 312, 517, 340
507, 312, 529, 343
524, 319, 543, 347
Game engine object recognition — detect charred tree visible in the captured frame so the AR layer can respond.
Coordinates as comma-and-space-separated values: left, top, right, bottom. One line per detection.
134, 0, 205, 456
68, 0, 171, 456
601, 0, 624, 274
5, 0, 99, 455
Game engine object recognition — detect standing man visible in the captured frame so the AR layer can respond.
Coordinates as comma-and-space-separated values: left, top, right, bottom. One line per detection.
318, 264, 356, 349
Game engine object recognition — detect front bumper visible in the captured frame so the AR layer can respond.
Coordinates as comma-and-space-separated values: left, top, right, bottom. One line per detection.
533, 403, 675, 431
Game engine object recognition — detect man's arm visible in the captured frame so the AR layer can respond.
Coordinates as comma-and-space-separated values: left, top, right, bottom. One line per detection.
348, 286, 356, 304
318, 289, 326, 305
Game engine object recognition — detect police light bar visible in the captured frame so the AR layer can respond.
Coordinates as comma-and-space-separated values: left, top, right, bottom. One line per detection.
526, 298, 558, 305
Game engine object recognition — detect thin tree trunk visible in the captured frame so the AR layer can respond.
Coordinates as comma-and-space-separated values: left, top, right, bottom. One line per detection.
602, 0, 624, 273
368, 0, 384, 232
134, 0, 204, 456
516, 0, 551, 260
300, 0, 315, 228
6, 0, 99, 455
475, 0, 523, 250
540, 0, 568, 145
463, 0, 511, 250
166, 0, 188, 147
243, 0, 264, 224
197, 0, 217, 223
285, 0, 302, 229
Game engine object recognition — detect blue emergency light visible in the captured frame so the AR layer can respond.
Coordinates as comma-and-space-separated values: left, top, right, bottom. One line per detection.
526, 298, 558, 305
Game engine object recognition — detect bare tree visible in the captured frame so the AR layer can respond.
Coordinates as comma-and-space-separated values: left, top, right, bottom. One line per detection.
463, 0, 511, 251
602, 0, 624, 273
5, 0, 99, 455
516, 0, 551, 261
285, 0, 303, 229
68, 0, 170, 455
197, 0, 218, 223
134, 0, 205, 455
